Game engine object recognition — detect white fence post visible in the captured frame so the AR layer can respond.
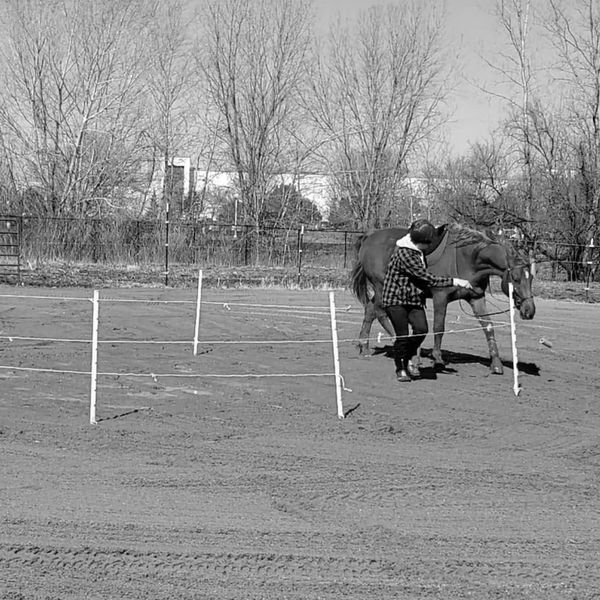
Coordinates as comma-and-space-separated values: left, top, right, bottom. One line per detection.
89, 290, 100, 424
193, 269, 203, 356
508, 282, 520, 396
329, 291, 344, 419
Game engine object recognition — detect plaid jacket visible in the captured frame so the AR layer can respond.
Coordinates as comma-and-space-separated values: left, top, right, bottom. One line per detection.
381, 245, 453, 307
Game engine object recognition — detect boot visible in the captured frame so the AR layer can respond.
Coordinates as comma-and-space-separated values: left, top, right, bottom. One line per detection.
396, 369, 411, 382
407, 359, 420, 378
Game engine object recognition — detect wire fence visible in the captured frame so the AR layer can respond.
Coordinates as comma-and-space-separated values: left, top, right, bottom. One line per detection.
0, 286, 352, 422
5, 215, 359, 268
1, 214, 599, 283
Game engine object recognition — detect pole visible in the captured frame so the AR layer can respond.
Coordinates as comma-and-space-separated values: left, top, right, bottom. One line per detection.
193, 269, 203, 356
297, 225, 305, 285
164, 201, 170, 286
89, 290, 100, 424
585, 237, 595, 302
508, 282, 520, 396
244, 225, 249, 265
329, 291, 344, 419
233, 196, 238, 239
17, 215, 23, 283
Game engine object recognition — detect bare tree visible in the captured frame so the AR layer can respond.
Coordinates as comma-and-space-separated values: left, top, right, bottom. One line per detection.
497, 0, 536, 230
196, 0, 312, 252
0, 0, 158, 216
424, 137, 528, 228
487, 0, 600, 277
144, 0, 199, 218
306, 2, 451, 229
545, 0, 600, 267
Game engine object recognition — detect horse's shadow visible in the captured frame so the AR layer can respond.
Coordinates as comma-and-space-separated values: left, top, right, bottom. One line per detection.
372, 345, 540, 376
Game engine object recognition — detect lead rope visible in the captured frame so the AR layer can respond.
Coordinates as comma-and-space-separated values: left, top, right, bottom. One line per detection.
457, 298, 510, 319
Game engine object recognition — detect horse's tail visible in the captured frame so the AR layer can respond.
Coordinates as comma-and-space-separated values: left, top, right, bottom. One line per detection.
350, 233, 370, 306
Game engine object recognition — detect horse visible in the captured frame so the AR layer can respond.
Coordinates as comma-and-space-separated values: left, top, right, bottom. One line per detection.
350, 223, 536, 374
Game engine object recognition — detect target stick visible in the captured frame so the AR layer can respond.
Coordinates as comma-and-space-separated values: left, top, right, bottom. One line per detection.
89, 290, 99, 424
193, 269, 203, 356
508, 282, 520, 396
329, 291, 344, 419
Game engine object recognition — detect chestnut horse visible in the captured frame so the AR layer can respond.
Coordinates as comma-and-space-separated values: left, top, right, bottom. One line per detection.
350, 223, 536, 374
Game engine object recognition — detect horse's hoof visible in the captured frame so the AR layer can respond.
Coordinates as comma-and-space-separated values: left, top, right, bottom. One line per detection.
490, 364, 504, 375
357, 344, 369, 356
433, 360, 446, 371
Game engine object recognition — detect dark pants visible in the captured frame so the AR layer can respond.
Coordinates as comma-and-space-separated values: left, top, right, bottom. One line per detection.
384, 304, 428, 372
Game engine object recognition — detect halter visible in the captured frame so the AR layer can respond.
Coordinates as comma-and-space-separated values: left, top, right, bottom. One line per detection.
504, 263, 535, 302
465, 262, 533, 318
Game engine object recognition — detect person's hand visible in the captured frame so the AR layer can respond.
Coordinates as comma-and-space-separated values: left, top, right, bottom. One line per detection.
453, 277, 473, 290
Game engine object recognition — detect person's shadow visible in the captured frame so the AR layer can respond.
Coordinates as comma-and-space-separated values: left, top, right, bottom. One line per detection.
372, 345, 540, 376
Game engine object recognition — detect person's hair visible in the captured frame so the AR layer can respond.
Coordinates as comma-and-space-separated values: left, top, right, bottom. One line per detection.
409, 219, 435, 245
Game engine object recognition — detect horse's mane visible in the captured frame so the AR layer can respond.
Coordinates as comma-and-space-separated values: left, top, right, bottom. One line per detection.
447, 223, 527, 265
447, 223, 494, 251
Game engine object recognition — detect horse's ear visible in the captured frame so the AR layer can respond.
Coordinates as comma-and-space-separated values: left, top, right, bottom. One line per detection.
485, 227, 499, 240
436, 224, 448, 237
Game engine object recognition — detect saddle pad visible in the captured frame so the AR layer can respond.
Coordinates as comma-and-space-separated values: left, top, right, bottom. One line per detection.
426, 230, 459, 278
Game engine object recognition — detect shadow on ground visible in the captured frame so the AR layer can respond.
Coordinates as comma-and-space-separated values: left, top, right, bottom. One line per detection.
372, 345, 540, 376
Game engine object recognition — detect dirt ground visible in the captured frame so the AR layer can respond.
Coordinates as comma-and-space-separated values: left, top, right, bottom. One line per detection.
1, 284, 599, 600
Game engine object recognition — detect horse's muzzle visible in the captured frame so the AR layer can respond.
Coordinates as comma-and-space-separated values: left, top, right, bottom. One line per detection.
518, 298, 536, 320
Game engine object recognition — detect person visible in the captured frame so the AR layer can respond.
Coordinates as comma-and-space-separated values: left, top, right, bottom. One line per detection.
381, 219, 473, 382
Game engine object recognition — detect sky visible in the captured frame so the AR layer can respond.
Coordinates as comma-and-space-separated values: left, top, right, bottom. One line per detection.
443, 0, 505, 154
317, 0, 505, 156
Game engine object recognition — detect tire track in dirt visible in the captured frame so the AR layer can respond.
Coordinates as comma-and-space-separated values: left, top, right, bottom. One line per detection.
0, 542, 396, 583
1, 542, 596, 599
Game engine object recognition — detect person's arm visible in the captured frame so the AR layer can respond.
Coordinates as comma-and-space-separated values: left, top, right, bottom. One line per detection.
401, 249, 472, 289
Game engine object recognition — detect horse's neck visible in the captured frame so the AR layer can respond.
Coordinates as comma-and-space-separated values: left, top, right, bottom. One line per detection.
474, 243, 509, 276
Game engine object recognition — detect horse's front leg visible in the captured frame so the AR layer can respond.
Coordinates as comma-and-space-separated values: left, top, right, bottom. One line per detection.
357, 300, 377, 355
468, 296, 503, 374
431, 292, 449, 369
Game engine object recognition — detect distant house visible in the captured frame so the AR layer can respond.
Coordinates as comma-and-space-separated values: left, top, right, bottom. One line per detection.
148, 157, 333, 221
147, 157, 442, 225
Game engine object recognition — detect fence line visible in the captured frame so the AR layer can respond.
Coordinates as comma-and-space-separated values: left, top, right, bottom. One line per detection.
101, 371, 337, 380
0, 293, 90, 302
86, 278, 347, 423
0, 365, 90, 375
0, 277, 350, 423
0, 335, 90, 343
0, 323, 513, 348
3, 213, 599, 285
1, 279, 548, 422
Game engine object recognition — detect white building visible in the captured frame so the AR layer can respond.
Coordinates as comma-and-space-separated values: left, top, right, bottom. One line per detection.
150, 157, 334, 221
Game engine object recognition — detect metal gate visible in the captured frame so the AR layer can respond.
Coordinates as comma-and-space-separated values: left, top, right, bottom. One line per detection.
0, 215, 21, 282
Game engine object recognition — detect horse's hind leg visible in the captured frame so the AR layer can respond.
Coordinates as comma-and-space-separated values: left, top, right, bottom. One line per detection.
469, 296, 503, 374
357, 300, 377, 355
376, 306, 395, 341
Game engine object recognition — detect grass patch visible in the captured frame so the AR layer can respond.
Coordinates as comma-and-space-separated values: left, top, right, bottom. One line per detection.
1, 261, 598, 303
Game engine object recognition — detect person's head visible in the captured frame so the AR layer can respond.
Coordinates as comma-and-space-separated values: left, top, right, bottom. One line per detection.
409, 219, 435, 248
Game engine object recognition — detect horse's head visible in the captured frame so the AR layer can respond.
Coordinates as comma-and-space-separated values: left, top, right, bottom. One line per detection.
501, 262, 536, 320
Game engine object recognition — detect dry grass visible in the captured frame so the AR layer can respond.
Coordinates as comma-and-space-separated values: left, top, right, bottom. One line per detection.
0, 261, 598, 303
